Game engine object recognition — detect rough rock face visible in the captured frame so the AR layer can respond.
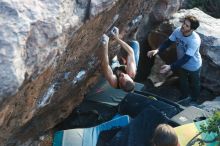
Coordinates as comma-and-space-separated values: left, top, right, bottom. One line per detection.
148, 8, 220, 95
0, 0, 125, 101
0, 0, 184, 145
151, 0, 183, 22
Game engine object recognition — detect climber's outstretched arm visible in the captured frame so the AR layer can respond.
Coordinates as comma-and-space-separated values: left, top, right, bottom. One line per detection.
100, 34, 117, 87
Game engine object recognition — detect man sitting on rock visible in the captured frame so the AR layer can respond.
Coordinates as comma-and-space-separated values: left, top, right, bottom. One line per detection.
100, 27, 140, 92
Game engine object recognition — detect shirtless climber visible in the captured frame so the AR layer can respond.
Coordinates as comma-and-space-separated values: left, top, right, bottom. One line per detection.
100, 27, 140, 92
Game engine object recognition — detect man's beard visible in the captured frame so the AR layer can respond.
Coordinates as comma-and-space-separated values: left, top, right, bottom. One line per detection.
181, 27, 191, 36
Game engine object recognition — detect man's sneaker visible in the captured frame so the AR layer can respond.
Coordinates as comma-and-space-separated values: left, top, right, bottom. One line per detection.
129, 15, 143, 29
177, 96, 192, 106
189, 101, 199, 106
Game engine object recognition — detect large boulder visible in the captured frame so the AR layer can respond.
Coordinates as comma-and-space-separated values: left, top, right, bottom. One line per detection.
0, 0, 184, 145
151, 0, 184, 22
0, 0, 132, 145
0, 0, 137, 101
148, 8, 220, 95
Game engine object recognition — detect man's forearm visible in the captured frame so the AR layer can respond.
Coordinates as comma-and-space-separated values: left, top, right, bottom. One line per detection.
158, 39, 175, 54
170, 54, 191, 71
100, 43, 110, 69
116, 38, 133, 55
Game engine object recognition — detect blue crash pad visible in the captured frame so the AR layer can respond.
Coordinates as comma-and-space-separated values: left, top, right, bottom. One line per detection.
53, 115, 130, 146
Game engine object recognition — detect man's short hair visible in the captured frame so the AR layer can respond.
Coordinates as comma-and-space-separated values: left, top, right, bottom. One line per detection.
152, 124, 178, 146
185, 15, 200, 30
121, 80, 135, 92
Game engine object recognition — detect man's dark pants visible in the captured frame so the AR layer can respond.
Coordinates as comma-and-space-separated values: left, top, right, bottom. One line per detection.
179, 68, 201, 101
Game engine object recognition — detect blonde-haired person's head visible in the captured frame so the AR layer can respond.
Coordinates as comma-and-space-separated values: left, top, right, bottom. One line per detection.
152, 124, 179, 146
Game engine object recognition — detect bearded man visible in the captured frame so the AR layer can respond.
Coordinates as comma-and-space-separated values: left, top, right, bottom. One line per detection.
147, 15, 201, 103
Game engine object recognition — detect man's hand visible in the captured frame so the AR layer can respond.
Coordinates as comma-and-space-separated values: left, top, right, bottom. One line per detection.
100, 34, 109, 45
160, 65, 171, 74
147, 49, 159, 58
111, 26, 119, 39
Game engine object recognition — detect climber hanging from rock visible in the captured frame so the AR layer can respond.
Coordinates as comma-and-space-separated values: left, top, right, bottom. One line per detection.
99, 26, 140, 92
